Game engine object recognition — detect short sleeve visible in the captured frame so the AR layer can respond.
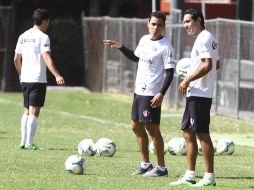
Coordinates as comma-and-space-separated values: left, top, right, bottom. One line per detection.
163, 46, 175, 69
40, 35, 51, 53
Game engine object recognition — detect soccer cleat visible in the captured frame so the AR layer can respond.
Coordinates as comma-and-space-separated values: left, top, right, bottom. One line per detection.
143, 166, 168, 177
170, 176, 196, 186
191, 178, 216, 187
17, 144, 25, 149
25, 144, 43, 150
132, 163, 153, 175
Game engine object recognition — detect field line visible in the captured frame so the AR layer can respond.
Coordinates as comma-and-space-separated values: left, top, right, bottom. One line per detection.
0, 98, 129, 128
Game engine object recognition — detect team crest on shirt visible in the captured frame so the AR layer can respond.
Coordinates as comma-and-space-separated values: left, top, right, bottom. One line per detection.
212, 41, 217, 50
143, 110, 150, 118
44, 43, 49, 47
152, 47, 157, 52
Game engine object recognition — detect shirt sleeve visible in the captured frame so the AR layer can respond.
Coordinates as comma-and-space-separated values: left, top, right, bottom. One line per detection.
198, 40, 212, 59
40, 35, 51, 54
163, 46, 175, 69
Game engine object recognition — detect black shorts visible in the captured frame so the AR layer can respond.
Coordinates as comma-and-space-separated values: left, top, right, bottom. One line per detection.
131, 93, 161, 124
181, 96, 212, 133
21, 83, 47, 108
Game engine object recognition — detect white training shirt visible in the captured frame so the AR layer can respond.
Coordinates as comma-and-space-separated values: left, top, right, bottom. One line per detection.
187, 30, 219, 98
134, 35, 175, 96
15, 28, 51, 83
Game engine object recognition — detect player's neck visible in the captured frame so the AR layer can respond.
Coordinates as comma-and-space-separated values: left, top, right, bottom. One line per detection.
150, 35, 163, 41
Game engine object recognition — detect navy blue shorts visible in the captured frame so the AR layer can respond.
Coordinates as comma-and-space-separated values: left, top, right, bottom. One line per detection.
131, 93, 161, 124
181, 96, 212, 133
21, 83, 47, 108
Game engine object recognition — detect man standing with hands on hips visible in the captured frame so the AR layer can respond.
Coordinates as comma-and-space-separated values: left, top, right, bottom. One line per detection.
14, 9, 65, 150
170, 8, 220, 187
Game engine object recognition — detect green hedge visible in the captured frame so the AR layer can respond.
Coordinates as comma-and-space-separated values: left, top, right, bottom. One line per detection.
47, 18, 85, 86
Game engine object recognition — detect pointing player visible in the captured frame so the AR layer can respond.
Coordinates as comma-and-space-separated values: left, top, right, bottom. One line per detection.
14, 9, 65, 150
103, 11, 175, 177
170, 8, 220, 186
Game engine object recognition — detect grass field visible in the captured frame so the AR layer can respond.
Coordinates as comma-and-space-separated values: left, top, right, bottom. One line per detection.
0, 89, 253, 190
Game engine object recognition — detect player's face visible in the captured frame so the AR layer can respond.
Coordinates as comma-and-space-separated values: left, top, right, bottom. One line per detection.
147, 16, 164, 39
183, 14, 200, 36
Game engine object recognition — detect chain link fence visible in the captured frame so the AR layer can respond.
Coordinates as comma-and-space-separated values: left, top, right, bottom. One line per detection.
83, 12, 254, 121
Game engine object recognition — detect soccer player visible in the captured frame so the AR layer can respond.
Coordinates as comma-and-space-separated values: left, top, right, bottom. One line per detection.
14, 9, 65, 150
170, 8, 220, 186
103, 11, 175, 177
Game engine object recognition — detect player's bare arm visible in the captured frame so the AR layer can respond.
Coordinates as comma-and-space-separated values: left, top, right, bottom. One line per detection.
14, 53, 22, 79
179, 58, 212, 96
42, 52, 65, 85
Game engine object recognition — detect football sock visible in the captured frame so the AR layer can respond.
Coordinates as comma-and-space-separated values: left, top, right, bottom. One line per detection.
26, 115, 38, 146
21, 114, 28, 145
141, 162, 151, 168
185, 170, 195, 180
204, 172, 215, 181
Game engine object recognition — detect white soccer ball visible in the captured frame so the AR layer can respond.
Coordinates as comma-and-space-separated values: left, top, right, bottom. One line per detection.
176, 58, 192, 78
216, 138, 235, 155
149, 141, 168, 154
197, 139, 217, 155
65, 155, 85, 175
78, 139, 97, 156
168, 137, 186, 155
96, 138, 116, 157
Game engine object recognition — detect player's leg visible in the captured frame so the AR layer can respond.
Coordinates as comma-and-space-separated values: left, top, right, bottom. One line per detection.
192, 98, 216, 187
18, 83, 29, 149
25, 106, 41, 147
146, 123, 165, 167
131, 120, 149, 163
131, 120, 153, 175
25, 83, 46, 150
170, 97, 196, 185
197, 133, 214, 173
131, 94, 153, 175
184, 129, 198, 172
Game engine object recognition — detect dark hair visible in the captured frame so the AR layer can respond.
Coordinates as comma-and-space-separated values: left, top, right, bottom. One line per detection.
184, 8, 205, 29
149, 11, 166, 26
32, 9, 49, 25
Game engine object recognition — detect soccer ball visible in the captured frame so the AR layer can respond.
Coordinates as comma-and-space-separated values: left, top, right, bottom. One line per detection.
216, 138, 235, 155
78, 139, 97, 156
176, 58, 192, 78
65, 155, 85, 175
197, 139, 217, 155
168, 137, 186, 155
149, 141, 168, 154
96, 138, 116, 157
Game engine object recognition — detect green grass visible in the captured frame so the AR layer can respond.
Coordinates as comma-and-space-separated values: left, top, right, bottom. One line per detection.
0, 89, 254, 190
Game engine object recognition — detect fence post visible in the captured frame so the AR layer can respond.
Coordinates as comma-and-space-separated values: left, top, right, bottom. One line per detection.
236, 22, 241, 119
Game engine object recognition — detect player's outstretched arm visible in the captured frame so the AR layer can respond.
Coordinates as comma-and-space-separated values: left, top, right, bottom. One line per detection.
103, 40, 122, 49
103, 39, 139, 62
42, 52, 65, 85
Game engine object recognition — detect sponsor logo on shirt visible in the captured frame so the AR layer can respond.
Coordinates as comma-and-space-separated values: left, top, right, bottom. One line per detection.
44, 43, 49, 47
20, 38, 36, 44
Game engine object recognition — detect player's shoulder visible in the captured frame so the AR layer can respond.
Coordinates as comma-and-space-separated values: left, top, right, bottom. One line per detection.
199, 30, 215, 41
160, 37, 173, 49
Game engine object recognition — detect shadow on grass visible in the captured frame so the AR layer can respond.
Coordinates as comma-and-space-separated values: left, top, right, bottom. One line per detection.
196, 175, 254, 180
